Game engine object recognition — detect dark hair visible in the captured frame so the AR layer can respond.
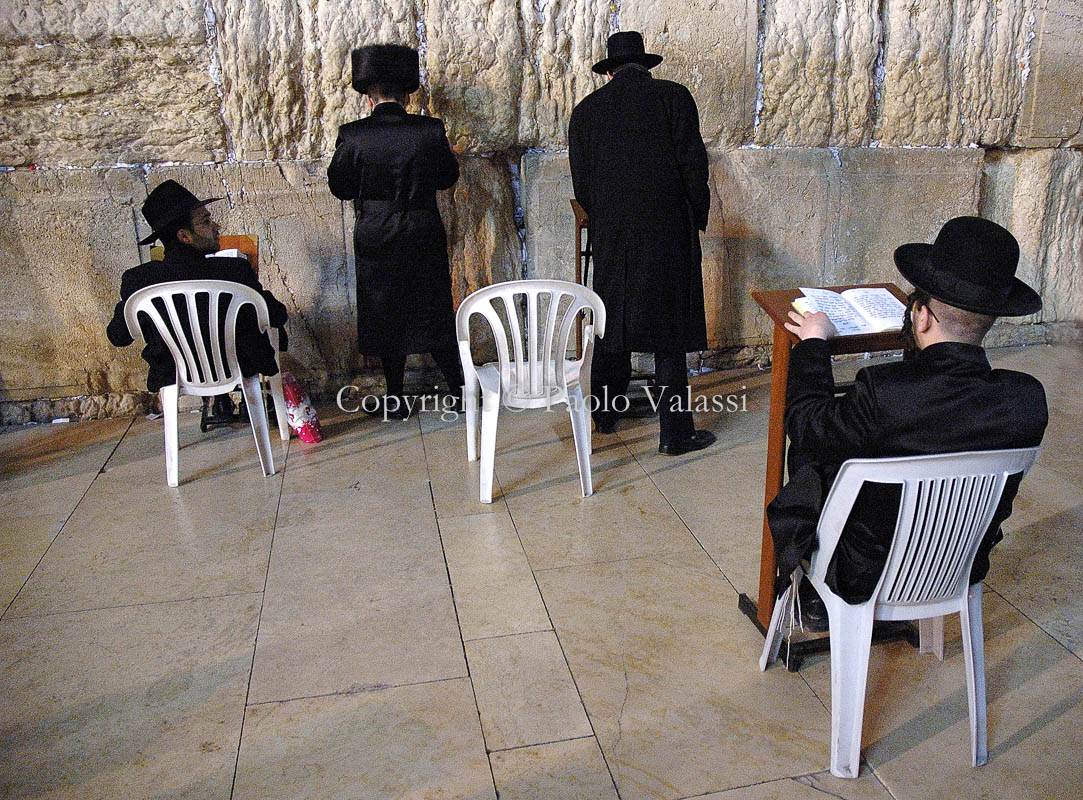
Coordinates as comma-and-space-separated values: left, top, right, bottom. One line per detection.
903, 288, 994, 353
367, 82, 408, 104
158, 209, 194, 250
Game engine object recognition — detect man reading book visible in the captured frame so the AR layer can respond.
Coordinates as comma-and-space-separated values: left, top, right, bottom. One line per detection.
767, 216, 1047, 627
107, 180, 289, 427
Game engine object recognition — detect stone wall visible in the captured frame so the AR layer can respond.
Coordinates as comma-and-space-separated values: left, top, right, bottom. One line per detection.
1, 0, 1079, 419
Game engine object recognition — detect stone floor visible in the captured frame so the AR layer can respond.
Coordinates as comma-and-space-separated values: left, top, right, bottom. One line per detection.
1, 343, 1080, 800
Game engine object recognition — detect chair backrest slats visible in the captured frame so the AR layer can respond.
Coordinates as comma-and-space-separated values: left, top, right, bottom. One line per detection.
123, 280, 271, 394
456, 280, 606, 405
815, 449, 1039, 610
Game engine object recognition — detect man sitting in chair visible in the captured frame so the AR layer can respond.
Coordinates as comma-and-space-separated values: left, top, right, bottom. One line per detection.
107, 180, 289, 427
769, 217, 1048, 627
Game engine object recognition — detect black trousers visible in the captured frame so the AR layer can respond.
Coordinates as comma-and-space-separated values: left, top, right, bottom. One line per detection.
380, 348, 464, 398
590, 350, 694, 444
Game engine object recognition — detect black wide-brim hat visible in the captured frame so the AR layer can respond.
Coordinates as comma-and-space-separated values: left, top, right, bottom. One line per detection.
351, 44, 420, 95
894, 216, 1042, 317
592, 31, 663, 75
139, 179, 222, 246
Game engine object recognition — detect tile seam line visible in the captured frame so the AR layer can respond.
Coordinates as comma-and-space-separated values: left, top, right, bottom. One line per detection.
228, 434, 291, 799
985, 584, 1083, 665
245, 673, 474, 707
486, 733, 598, 755
620, 430, 740, 594
463, 627, 555, 643
503, 437, 636, 799
1, 589, 265, 622
418, 416, 501, 798
0, 415, 134, 622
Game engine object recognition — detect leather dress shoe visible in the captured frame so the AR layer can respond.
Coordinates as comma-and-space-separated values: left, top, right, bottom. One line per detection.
200, 394, 236, 431
594, 414, 618, 434
658, 429, 716, 456
798, 576, 829, 633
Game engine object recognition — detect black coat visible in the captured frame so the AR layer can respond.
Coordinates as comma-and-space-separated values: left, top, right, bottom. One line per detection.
327, 102, 460, 356
107, 244, 288, 392
568, 65, 710, 353
768, 339, 1048, 604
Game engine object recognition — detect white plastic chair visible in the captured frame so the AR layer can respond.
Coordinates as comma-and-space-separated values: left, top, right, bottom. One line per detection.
456, 280, 606, 504
759, 447, 1040, 778
124, 280, 290, 487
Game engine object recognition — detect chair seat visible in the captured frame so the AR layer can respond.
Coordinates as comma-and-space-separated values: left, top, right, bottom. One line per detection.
476, 360, 583, 409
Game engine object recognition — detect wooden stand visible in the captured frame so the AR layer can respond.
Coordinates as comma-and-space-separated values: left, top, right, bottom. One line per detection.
743, 283, 909, 630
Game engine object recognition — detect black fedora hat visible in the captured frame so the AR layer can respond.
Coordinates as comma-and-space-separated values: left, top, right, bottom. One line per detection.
894, 216, 1041, 317
351, 44, 420, 95
592, 31, 663, 75
139, 180, 222, 246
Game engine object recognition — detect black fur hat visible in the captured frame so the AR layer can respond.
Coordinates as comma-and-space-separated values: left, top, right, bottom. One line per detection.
351, 44, 420, 95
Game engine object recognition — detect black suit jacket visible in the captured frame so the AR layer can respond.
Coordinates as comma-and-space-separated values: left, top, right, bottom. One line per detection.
107, 244, 288, 392
568, 65, 710, 353
327, 102, 459, 356
768, 339, 1047, 603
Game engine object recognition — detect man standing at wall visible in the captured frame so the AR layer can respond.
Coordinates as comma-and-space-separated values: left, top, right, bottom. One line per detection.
568, 31, 715, 455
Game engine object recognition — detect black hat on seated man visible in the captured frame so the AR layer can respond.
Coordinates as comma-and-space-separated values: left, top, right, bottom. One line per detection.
351, 44, 420, 95
592, 30, 663, 75
894, 216, 1042, 317
138, 179, 222, 246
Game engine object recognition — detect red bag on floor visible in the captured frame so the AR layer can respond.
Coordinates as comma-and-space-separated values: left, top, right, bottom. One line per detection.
281, 372, 322, 443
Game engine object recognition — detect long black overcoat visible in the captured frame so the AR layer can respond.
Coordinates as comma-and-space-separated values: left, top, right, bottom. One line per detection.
327, 102, 460, 356
106, 244, 288, 392
768, 339, 1048, 604
568, 66, 710, 354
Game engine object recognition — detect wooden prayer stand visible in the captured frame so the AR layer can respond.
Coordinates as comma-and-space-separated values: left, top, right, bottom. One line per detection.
740, 283, 909, 637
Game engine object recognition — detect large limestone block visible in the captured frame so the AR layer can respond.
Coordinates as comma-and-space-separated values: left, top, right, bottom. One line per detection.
756, 0, 881, 147
424, 0, 523, 153
1014, 0, 1083, 147
982, 149, 1083, 325
0, 0, 208, 42
211, 0, 414, 160
829, 148, 983, 286
707, 149, 836, 345
438, 155, 521, 303
517, 0, 609, 148
521, 151, 577, 284
0, 41, 226, 166
0, 168, 146, 399
877, 0, 1029, 146
620, 0, 760, 148
144, 162, 353, 391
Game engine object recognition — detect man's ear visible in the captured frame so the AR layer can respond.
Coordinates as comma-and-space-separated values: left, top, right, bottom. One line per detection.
176, 228, 193, 247
913, 303, 934, 335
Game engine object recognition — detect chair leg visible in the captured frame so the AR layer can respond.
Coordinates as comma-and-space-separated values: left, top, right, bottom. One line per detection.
919, 616, 945, 661
268, 373, 290, 440
241, 375, 275, 477
960, 583, 988, 767
161, 385, 179, 487
478, 390, 500, 503
465, 375, 480, 462
568, 386, 593, 497
827, 601, 875, 778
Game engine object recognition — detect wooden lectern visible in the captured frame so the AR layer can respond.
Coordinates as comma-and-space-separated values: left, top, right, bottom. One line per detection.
743, 283, 909, 631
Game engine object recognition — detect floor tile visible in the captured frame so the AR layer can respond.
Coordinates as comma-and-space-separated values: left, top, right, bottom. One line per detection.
490, 737, 619, 800
234, 678, 495, 800
441, 512, 550, 640
799, 590, 1083, 800
699, 768, 893, 799
0, 593, 259, 800
466, 631, 593, 751
248, 509, 466, 703
7, 418, 281, 617
420, 416, 509, 519
536, 557, 833, 800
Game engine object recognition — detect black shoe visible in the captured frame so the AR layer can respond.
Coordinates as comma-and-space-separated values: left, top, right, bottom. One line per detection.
798, 577, 829, 633
365, 396, 410, 421
594, 413, 617, 435
658, 429, 716, 456
200, 395, 236, 431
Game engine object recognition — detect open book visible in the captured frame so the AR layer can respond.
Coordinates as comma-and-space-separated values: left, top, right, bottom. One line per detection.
792, 287, 906, 336
207, 248, 247, 261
